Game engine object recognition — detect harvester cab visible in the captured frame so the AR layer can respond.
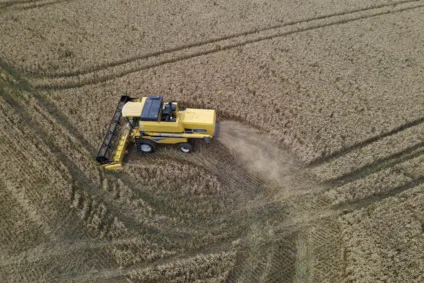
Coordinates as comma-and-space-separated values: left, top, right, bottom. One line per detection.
162, 100, 176, 121
96, 95, 220, 171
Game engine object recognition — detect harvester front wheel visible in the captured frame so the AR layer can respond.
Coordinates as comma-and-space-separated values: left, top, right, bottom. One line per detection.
178, 142, 193, 153
135, 139, 156, 153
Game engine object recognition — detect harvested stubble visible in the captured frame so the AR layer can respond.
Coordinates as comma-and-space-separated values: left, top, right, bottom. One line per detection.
1, 0, 424, 281
0, 79, 182, 281
0, 97, 124, 281
1, 68, 268, 281
126, 160, 226, 220
128, 251, 236, 282
340, 186, 424, 282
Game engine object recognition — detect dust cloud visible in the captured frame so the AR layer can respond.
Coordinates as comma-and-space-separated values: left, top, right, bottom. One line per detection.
219, 120, 312, 198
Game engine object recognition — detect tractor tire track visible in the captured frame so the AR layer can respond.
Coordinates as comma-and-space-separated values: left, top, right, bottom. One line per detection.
0, 0, 39, 8
0, 0, 71, 12
0, 237, 142, 268
1, 94, 117, 229
225, 234, 297, 283
29, 0, 424, 90
324, 141, 424, 186
0, 169, 60, 243
24, 0, 422, 79
0, 60, 183, 222
57, 242, 235, 282
1, 234, 234, 274
225, 210, 343, 282
1, 60, 190, 227
0, 178, 50, 256
0, 99, 91, 245
1, 92, 193, 249
309, 116, 424, 167
335, 175, 424, 211
2, 92, 223, 279
2, 66, 249, 269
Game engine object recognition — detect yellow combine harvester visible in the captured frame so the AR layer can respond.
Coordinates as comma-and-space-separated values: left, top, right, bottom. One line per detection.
96, 96, 220, 171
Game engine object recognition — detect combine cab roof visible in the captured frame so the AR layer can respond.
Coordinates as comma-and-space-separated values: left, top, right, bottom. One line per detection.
121, 96, 164, 121
141, 96, 163, 121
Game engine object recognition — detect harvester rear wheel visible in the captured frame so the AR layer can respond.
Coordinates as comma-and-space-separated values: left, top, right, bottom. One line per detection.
178, 142, 193, 153
135, 138, 156, 153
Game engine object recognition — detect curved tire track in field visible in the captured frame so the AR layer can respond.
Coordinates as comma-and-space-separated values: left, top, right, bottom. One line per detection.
0, 0, 41, 8
325, 141, 424, 186
2, 91, 200, 251
336, 176, 424, 211
0, 236, 143, 268
309, 116, 424, 167
3, 64, 307, 281
4, 65, 422, 282
195, 121, 342, 282
308, 115, 424, 212
24, 0, 421, 78
27, 0, 424, 89
54, 245, 235, 282
0, 0, 72, 11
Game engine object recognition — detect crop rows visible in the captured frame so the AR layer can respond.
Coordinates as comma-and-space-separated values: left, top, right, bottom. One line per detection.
2, 0, 424, 280
0, 72, 192, 281
0, 180, 47, 258
22, 1, 424, 91
43, 4, 424, 170
0, 0, 69, 11
1, 0, 416, 74
1, 64, 252, 281
0, 98, 123, 282
339, 185, 424, 282
311, 121, 424, 182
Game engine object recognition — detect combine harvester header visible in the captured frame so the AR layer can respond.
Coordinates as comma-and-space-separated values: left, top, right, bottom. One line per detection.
96, 96, 220, 171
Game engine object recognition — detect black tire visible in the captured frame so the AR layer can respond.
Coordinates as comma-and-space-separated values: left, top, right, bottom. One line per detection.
178, 142, 193, 153
135, 138, 156, 153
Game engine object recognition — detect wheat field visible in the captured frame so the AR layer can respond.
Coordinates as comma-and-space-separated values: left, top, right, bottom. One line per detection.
1, 0, 423, 282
